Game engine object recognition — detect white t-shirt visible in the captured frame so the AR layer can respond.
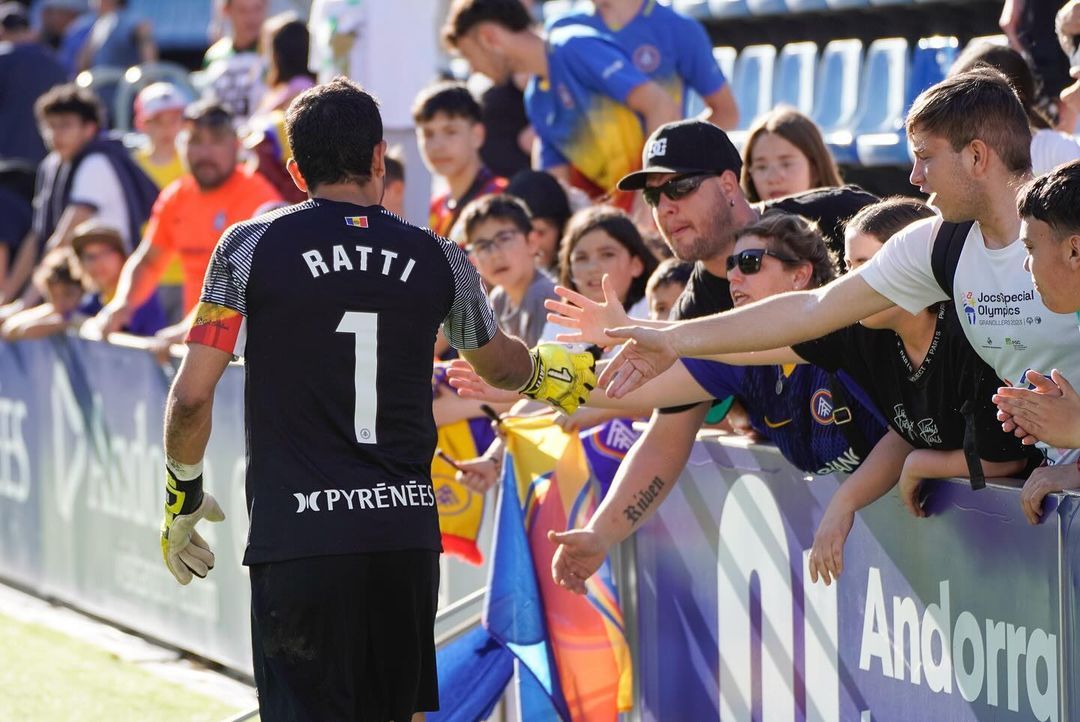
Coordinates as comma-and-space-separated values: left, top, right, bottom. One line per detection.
1030, 128, 1080, 176
308, 0, 438, 129
859, 215, 1080, 390
67, 153, 131, 250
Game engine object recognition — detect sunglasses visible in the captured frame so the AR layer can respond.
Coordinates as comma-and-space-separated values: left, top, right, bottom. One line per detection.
641, 173, 716, 208
725, 248, 802, 275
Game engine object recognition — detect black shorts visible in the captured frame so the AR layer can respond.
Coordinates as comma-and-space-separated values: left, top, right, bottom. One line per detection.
250, 550, 440, 722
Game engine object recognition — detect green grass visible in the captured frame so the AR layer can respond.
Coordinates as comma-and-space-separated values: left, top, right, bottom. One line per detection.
0, 613, 245, 722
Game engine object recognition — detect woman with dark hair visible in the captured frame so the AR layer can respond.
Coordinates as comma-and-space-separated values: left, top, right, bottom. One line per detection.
254, 13, 316, 115
556, 205, 658, 320
741, 106, 843, 202
950, 42, 1080, 175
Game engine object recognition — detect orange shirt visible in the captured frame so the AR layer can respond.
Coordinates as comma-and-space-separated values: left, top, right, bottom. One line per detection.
145, 166, 281, 313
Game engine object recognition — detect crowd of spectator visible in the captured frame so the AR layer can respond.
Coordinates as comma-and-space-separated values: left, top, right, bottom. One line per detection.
2, 0, 1080, 594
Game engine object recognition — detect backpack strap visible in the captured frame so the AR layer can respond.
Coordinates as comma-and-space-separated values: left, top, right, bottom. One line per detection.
930, 220, 975, 298
828, 372, 873, 462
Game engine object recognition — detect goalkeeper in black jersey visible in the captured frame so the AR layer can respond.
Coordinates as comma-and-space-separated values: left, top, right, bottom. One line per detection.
159, 78, 594, 722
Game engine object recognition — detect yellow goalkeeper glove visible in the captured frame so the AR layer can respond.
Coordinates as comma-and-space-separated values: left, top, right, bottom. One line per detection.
517, 343, 596, 415
161, 465, 225, 585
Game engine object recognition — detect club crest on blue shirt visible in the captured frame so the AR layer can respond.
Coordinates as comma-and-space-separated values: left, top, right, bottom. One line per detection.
810, 388, 835, 425
633, 44, 662, 74
214, 210, 227, 231
345, 216, 369, 228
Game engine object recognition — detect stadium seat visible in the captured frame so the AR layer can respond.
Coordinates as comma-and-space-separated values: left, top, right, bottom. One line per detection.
729, 44, 777, 141
713, 46, 738, 82
852, 38, 912, 166
773, 42, 818, 115
786, 0, 829, 13
907, 36, 959, 104
811, 39, 863, 160
541, 0, 594, 23
747, 0, 790, 16
706, 0, 751, 18
869, 0, 911, 6
825, 0, 869, 10
674, 0, 719, 18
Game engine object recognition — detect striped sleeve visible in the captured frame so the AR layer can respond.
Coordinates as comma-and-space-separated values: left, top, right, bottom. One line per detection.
437, 236, 498, 350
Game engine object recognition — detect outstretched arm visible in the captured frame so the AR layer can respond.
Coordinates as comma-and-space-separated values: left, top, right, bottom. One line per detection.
599, 272, 892, 397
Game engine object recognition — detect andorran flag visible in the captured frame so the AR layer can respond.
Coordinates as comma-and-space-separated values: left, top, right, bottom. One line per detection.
485, 416, 634, 722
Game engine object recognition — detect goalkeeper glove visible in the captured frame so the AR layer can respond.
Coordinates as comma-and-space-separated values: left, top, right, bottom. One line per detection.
161, 465, 225, 585
518, 343, 596, 415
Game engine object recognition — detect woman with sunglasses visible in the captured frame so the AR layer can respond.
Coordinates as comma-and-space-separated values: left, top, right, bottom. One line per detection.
450, 211, 888, 477
516, 200, 1042, 591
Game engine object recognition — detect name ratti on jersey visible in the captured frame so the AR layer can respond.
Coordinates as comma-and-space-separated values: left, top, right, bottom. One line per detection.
302, 243, 417, 283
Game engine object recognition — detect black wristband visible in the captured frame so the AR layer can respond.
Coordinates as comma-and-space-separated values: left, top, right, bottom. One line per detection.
165, 467, 205, 515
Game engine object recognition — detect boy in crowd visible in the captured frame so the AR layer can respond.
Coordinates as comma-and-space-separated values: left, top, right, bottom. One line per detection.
442, 0, 679, 205
131, 82, 189, 324
993, 160, 1080, 521
645, 258, 693, 321
1, 247, 85, 339
505, 169, 572, 273
413, 81, 506, 242
1, 83, 158, 312
462, 194, 556, 346
550, 0, 738, 128
203, 0, 267, 119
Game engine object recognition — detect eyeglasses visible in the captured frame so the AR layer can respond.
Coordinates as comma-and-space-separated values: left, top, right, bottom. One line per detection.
467, 229, 523, 256
725, 248, 802, 275
641, 173, 716, 208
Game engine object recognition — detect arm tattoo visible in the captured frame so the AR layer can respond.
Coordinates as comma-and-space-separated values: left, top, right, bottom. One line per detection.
623, 476, 666, 525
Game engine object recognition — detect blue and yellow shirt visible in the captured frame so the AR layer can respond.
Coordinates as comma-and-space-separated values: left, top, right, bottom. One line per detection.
527, 24, 651, 195
549, 0, 727, 116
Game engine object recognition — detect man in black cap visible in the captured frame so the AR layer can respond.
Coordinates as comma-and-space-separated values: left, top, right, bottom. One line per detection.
547, 119, 876, 584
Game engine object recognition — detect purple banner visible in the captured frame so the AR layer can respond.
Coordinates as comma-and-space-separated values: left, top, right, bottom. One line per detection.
634, 438, 1069, 722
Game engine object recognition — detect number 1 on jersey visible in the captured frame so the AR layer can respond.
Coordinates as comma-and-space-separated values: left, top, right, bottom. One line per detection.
336, 311, 378, 444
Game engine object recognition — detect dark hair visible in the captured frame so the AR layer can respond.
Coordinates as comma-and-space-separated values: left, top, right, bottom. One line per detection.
646, 258, 694, 294
460, 193, 532, 241
906, 67, 1032, 174
33, 247, 82, 293
559, 205, 659, 310
264, 14, 313, 88
385, 148, 405, 184
34, 83, 103, 126
737, 212, 839, 288
505, 170, 571, 226
286, 77, 383, 190
411, 81, 482, 124
949, 42, 1050, 130
1017, 159, 1080, 236
845, 196, 936, 243
442, 0, 531, 47
741, 106, 842, 202
183, 98, 235, 131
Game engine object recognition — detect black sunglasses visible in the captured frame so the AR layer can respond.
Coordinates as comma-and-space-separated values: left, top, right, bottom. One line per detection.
725, 248, 802, 274
641, 173, 716, 207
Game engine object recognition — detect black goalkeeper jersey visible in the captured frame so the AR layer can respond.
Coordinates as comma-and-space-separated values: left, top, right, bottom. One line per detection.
189, 199, 498, 564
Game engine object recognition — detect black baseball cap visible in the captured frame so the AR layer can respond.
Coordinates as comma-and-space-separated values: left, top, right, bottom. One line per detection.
0, 2, 28, 31
617, 119, 742, 191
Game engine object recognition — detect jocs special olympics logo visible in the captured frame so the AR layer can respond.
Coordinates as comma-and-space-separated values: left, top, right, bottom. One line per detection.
632, 44, 662, 73
963, 291, 977, 325
810, 388, 834, 425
